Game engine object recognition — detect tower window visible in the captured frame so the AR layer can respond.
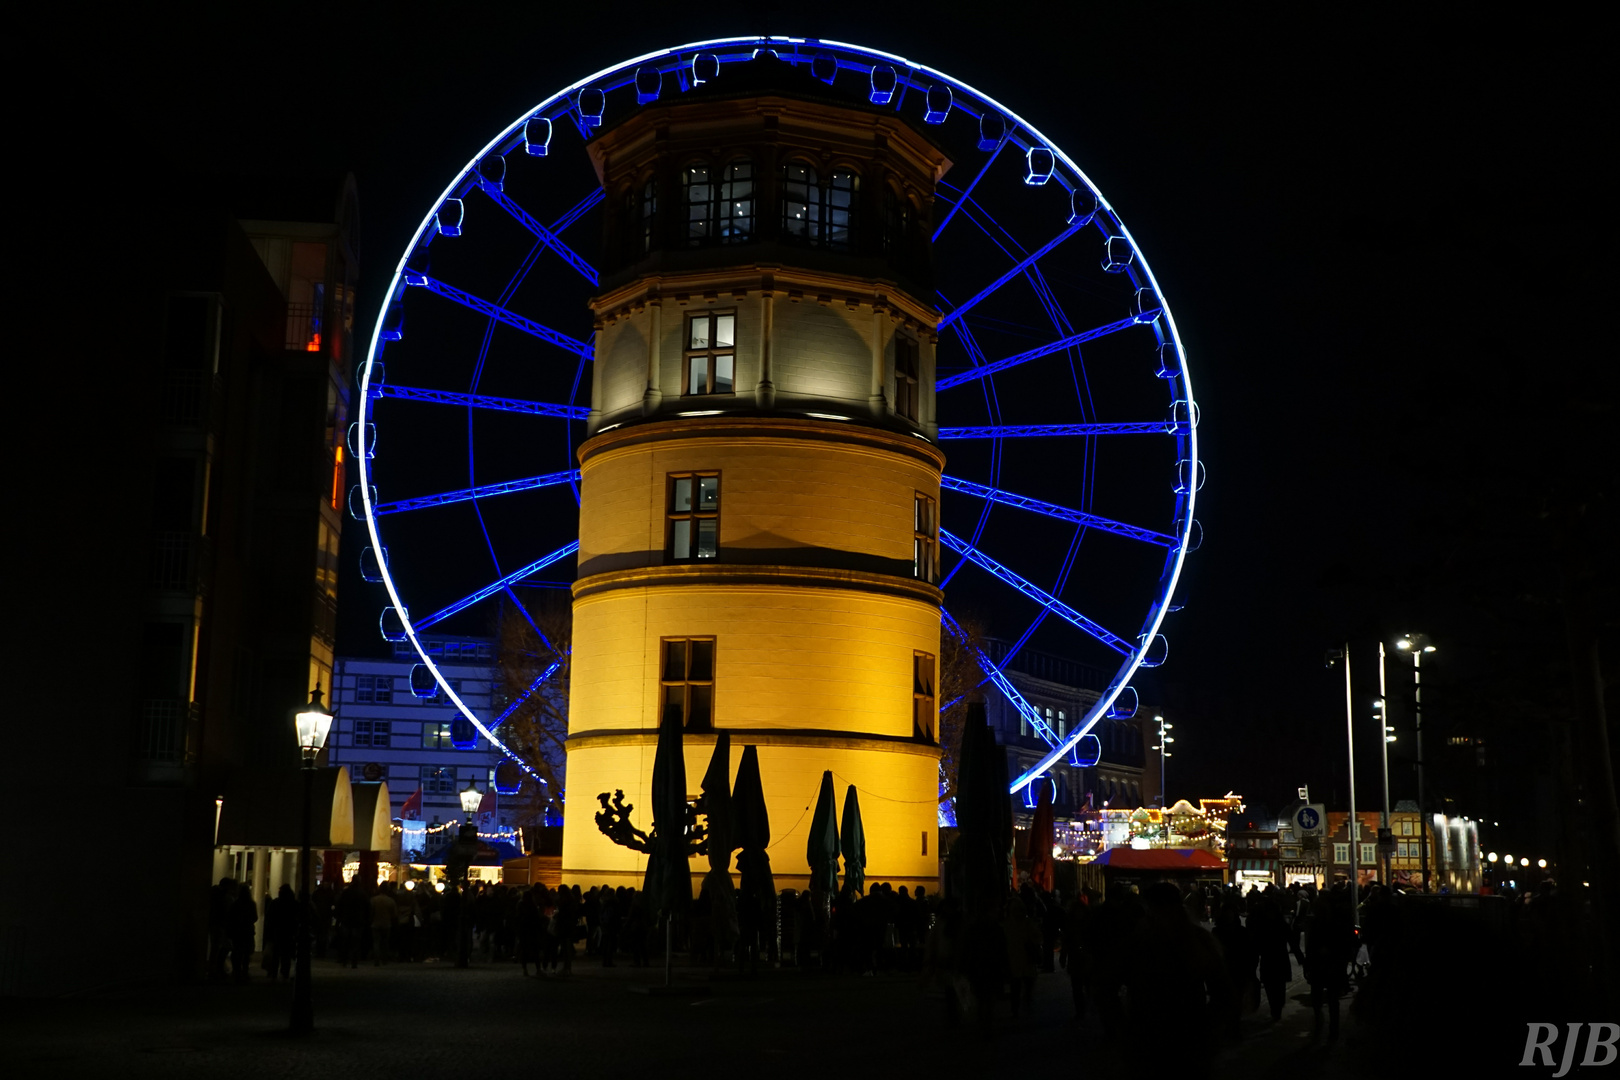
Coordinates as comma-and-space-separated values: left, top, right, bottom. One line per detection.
684, 311, 736, 395
913, 652, 936, 741
641, 178, 657, 252
913, 493, 937, 583
781, 163, 858, 249
661, 637, 716, 730
667, 472, 720, 561
895, 337, 920, 421
883, 187, 912, 254
717, 161, 753, 243
683, 165, 713, 245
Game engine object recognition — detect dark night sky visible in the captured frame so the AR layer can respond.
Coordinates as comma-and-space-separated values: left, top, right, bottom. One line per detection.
56, 4, 1608, 835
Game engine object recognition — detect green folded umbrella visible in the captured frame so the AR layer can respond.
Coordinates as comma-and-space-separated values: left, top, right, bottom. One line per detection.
840, 784, 866, 899
807, 770, 840, 898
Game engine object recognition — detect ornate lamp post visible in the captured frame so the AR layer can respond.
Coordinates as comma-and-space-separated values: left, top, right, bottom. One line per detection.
450, 781, 483, 968
290, 686, 334, 1034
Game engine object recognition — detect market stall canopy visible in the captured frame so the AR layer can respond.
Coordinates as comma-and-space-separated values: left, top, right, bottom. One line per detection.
216, 766, 355, 848
349, 781, 393, 851
1090, 847, 1226, 871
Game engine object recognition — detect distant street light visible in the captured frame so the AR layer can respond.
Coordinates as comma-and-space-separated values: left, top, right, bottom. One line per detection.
1538, 859, 1547, 869
1151, 715, 1174, 806
291, 686, 334, 1035
1396, 634, 1436, 891
1488, 852, 1498, 863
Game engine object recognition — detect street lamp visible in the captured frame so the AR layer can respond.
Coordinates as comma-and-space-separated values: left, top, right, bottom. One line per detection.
1326, 644, 1361, 924
460, 781, 484, 831
1395, 634, 1436, 891
1151, 716, 1173, 807
291, 685, 334, 1035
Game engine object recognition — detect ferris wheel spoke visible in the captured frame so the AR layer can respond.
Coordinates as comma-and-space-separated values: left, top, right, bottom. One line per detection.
375, 384, 588, 420
477, 183, 599, 286
941, 476, 1176, 548
489, 658, 565, 733
938, 421, 1187, 439
936, 315, 1141, 391
932, 141, 1007, 243
941, 609, 1058, 747
550, 186, 606, 233
939, 529, 1132, 655
412, 541, 580, 631
936, 220, 1084, 332
374, 469, 582, 516
403, 274, 595, 359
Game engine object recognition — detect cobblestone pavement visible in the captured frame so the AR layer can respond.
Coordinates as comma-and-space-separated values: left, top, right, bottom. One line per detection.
6, 953, 1377, 1079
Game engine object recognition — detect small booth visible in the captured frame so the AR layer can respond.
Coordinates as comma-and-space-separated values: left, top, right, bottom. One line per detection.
214, 766, 356, 949
1088, 846, 1227, 897
326, 780, 396, 888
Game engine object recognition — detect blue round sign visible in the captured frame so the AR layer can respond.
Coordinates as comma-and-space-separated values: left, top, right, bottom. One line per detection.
1296, 807, 1321, 830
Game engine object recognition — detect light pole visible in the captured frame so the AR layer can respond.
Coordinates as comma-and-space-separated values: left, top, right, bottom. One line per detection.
1376, 642, 1394, 886
1396, 635, 1436, 891
1151, 715, 1173, 808
1327, 645, 1359, 924
453, 782, 483, 968
291, 686, 334, 1035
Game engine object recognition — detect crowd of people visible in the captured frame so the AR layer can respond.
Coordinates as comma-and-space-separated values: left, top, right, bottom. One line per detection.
205, 868, 1385, 1052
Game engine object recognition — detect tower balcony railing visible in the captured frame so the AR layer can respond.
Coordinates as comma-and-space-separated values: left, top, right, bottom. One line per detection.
158, 370, 223, 430
133, 698, 199, 765
149, 531, 212, 594
286, 302, 326, 355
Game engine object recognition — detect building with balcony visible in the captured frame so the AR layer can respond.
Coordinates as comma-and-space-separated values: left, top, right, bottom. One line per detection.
979, 637, 1156, 824
328, 637, 522, 859
9, 175, 359, 996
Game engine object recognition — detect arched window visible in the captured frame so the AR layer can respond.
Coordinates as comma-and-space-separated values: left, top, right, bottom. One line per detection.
641, 178, 657, 252
716, 161, 753, 243
781, 163, 858, 249
781, 161, 819, 242
883, 186, 909, 253
826, 169, 857, 249
683, 164, 713, 245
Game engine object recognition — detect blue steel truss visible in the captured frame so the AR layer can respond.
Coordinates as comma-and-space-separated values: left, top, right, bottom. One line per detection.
375, 384, 588, 419
354, 36, 1199, 796
490, 659, 565, 733
935, 316, 1145, 391
940, 476, 1178, 548
938, 421, 1188, 439
477, 183, 599, 286
942, 610, 1057, 747
414, 542, 579, 631
939, 529, 1132, 655
403, 273, 595, 359
374, 469, 582, 516
935, 219, 1085, 331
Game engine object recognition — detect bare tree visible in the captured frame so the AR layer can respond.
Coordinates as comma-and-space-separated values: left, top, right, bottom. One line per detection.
494, 595, 571, 828
938, 611, 989, 808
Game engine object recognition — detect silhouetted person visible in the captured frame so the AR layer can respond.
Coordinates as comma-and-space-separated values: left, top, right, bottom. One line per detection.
1125, 882, 1226, 1073
208, 877, 236, 983
1249, 888, 1294, 1022
268, 884, 298, 979
1305, 883, 1355, 1041
337, 880, 368, 967
1004, 894, 1041, 1017
228, 885, 258, 983
370, 883, 398, 965
1211, 897, 1255, 1037
516, 888, 543, 976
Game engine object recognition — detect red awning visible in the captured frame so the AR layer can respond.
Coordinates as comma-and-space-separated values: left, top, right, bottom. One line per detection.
1091, 847, 1227, 871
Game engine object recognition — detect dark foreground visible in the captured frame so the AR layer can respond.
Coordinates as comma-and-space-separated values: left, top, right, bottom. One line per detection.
4, 948, 1553, 1080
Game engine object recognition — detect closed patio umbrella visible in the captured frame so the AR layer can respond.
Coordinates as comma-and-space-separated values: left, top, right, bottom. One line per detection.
731, 745, 775, 912
840, 784, 866, 899
807, 770, 840, 909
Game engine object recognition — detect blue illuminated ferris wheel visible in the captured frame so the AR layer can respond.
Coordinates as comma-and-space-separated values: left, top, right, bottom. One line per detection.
351, 36, 1201, 800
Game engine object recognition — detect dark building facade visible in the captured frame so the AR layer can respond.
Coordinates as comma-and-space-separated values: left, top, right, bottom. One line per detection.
9, 178, 358, 995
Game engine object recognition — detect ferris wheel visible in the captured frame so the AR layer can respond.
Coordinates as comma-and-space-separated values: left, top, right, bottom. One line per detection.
352, 36, 1200, 801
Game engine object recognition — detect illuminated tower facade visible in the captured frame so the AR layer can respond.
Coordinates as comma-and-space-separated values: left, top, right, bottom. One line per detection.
562, 58, 951, 890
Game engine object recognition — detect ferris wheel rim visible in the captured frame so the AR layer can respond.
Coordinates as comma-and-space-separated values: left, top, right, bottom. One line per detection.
353, 35, 1199, 799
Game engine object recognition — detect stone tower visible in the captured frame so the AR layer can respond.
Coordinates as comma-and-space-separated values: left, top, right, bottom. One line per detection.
562, 56, 952, 891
